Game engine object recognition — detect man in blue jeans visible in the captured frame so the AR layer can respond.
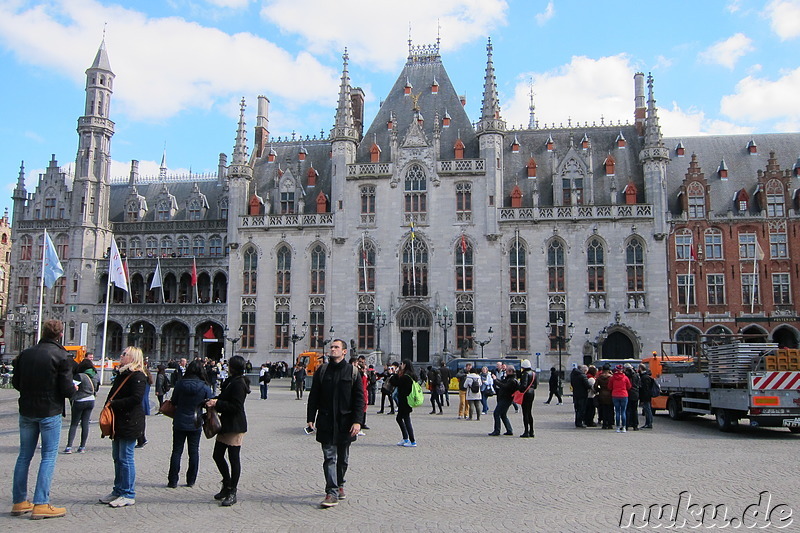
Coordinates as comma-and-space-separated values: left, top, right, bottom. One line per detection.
11, 319, 75, 519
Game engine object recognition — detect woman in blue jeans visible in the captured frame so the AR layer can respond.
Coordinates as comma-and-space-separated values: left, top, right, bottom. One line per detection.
609, 365, 632, 433
489, 366, 519, 436
99, 346, 146, 508
64, 359, 97, 453
168, 359, 213, 488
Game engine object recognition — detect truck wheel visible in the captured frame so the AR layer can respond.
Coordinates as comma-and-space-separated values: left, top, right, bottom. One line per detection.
667, 397, 683, 420
715, 409, 735, 432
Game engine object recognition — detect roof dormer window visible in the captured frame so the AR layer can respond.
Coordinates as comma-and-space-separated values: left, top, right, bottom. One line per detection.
616, 131, 627, 148
676, 141, 685, 156
527, 157, 537, 178
747, 139, 757, 154
511, 135, 520, 154
718, 159, 728, 179
454, 139, 465, 160
431, 77, 439, 94
604, 155, 615, 176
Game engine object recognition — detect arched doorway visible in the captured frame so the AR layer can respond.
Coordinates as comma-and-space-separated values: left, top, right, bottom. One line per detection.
741, 325, 768, 343
773, 326, 799, 348
601, 331, 634, 359
398, 306, 431, 363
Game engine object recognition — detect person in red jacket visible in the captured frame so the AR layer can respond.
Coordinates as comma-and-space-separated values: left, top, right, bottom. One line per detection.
609, 365, 632, 433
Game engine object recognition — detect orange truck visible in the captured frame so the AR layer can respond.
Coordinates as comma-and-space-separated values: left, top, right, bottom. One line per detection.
297, 351, 325, 388
64, 345, 87, 363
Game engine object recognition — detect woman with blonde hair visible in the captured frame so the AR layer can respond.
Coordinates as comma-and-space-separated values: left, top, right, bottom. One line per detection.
98, 346, 146, 508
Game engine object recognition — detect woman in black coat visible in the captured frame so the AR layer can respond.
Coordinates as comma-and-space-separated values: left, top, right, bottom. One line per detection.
206, 355, 250, 507
167, 360, 213, 488
99, 346, 146, 508
389, 360, 418, 447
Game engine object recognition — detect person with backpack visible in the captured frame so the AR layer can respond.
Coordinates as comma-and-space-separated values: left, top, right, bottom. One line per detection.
456, 363, 473, 419
64, 359, 97, 454
624, 364, 640, 431
464, 367, 483, 421
428, 367, 443, 414
518, 360, 537, 438
389, 360, 418, 447
637, 364, 655, 429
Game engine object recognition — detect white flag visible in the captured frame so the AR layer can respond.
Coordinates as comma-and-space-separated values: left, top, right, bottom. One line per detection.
109, 238, 128, 293
150, 259, 163, 290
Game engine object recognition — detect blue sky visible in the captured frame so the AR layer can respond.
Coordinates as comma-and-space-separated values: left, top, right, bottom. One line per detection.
1, 0, 799, 218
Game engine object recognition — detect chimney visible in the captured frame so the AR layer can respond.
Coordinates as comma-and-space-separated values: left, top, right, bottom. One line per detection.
255, 95, 270, 158
634, 72, 645, 137
351, 87, 365, 139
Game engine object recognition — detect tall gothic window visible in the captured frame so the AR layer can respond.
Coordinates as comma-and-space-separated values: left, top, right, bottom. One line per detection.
547, 240, 565, 293
742, 273, 760, 306
44, 197, 56, 219
17, 276, 30, 305
130, 238, 142, 258
766, 180, 785, 217
188, 200, 202, 220
687, 182, 705, 219
402, 236, 428, 297
241, 311, 255, 349
509, 238, 526, 293
209, 236, 223, 257
510, 306, 527, 351
53, 277, 66, 305
20, 235, 32, 261
311, 244, 326, 294
274, 310, 289, 349
243, 247, 257, 295
456, 182, 472, 222
404, 164, 427, 222
177, 236, 190, 256
145, 237, 158, 257
769, 223, 788, 259
56, 234, 69, 259
160, 237, 173, 256
358, 239, 375, 293
192, 236, 205, 256
280, 191, 295, 214
626, 238, 646, 302
309, 309, 325, 349
157, 201, 171, 221
360, 186, 375, 225
587, 238, 605, 294
455, 238, 473, 292
276, 245, 291, 295
357, 311, 375, 351
773, 273, 791, 305
219, 198, 229, 219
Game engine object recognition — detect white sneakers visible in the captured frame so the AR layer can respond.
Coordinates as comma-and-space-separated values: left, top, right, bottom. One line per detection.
108, 496, 135, 508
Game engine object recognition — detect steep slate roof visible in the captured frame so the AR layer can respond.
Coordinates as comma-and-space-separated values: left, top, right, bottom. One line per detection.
663, 133, 800, 216
108, 179, 227, 222
359, 50, 479, 162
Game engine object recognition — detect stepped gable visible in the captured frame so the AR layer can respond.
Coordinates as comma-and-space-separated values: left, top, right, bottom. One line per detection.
250, 139, 333, 214
503, 125, 643, 207
108, 179, 226, 222
663, 133, 800, 216
358, 43, 478, 162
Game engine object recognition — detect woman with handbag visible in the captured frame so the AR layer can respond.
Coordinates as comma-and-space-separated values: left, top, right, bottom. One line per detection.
479, 366, 494, 415
154, 365, 170, 411
205, 355, 250, 506
167, 359, 213, 488
518, 360, 537, 438
98, 346, 146, 508
64, 359, 97, 454
489, 366, 518, 436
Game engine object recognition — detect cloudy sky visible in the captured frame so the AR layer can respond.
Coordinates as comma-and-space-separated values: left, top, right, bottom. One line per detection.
1, 0, 799, 217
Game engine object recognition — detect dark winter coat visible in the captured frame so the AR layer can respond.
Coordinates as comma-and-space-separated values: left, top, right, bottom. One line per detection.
106, 369, 147, 440
13, 338, 75, 418
390, 373, 415, 411
518, 369, 537, 397
494, 375, 520, 400
594, 372, 613, 405
215, 375, 250, 434
639, 373, 654, 402
625, 369, 641, 402
570, 368, 591, 401
307, 359, 365, 445
171, 376, 213, 432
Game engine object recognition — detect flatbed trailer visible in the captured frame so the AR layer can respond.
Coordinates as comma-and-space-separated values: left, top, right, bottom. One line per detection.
657, 338, 800, 433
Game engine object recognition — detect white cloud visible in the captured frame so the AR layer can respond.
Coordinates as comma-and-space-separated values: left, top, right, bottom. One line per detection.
503, 55, 635, 130
652, 55, 673, 71
0, 0, 340, 122
698, 33, 754, 69
205, 0, 250, 7
260, 0, 509, 70
535, 1, 555, 26
720, 67, 800, 125
765, 0, 800, 40
726, 0, 743, 13
659, 103, 752, 137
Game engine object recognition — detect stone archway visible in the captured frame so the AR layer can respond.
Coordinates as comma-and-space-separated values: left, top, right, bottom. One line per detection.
601, 331, 634, 359
398, 306, 431, 363
773, 326, 799, 349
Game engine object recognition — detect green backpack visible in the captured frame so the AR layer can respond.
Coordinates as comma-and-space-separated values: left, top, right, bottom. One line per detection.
408, 379, 424, 408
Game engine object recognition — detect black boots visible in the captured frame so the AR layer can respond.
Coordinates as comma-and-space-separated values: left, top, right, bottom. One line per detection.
214, 485, 230, 501
221, 490, 237, 506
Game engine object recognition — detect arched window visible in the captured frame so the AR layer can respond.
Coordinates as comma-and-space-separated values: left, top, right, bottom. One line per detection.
675, 326, 700, 356
276, 245, 291, 295
547, 240, 565, 293
209, 236, 223, 257
177, 236, 190, 256
455, 237, 473, 292
360, 186, 375, 225
456, 182, 472, 222
145, 237, 158, 257
626, 238, 646, 308
157, 201, 171, 221
243, 247, 257, 295
130, 238, 142, 257
402, 237, 428, 297
44, 197, 56, 219
687, 182, 705, 218
187, 199, 202, 220
510, 238, 526, 293
587, 238, 605, 297
160, 237, 173, 256
766, 179, 785, 217
126, 202, 139, 222
192, 236, 205, 257
56, 234, 69, 259
311, 245, 326, 294
219, 198, 229, 219
358, 240, 375, 293
20, 235, 32, 261
404, 164, 427, 222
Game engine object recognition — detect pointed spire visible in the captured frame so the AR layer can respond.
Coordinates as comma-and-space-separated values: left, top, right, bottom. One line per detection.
644, 73, 664, 148
17, 161, 26, 189
332, 49, 357, 141
527, 82, 536, 129
481, 37, 500, 121
91, 39, 112, 71
159, 143, 167, 179
232, 98, 249, 166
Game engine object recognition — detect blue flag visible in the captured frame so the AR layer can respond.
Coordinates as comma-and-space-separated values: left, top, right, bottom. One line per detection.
42, 230, 64, 288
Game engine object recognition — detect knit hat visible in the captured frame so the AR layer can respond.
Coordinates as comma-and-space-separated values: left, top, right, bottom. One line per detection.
521, 359, 532, 369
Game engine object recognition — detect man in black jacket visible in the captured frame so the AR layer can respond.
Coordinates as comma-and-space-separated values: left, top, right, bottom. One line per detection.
307, 339, 365, 508
11, 319, 75, 519
570, 365, 591, 428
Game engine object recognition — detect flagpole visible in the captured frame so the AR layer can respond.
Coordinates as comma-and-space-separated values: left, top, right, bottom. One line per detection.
461, 234, 466, 290
751, 243, 759, 314
193, 257, 200, 303
410, 222, 416, 295
686, 238, 692, 314
362, 232, 368, 292
158, 258, 165, 303
100, 279, 112, 386
37, 230, 49, 339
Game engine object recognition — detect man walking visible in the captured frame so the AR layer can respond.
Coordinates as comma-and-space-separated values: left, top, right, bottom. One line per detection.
569, 365, 591, 428
307, 339, 365, 508
438, 361, 451, 407
11, 319, 76, 519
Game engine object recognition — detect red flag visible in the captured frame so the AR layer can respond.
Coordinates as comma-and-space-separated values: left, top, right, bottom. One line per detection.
191, 257, 198, 286
460, 234, 467, 254
690, 243, 697, 261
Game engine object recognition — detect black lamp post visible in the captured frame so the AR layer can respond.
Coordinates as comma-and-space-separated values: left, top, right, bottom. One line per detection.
224, 325, 242, 359
546, 319, 574, 393
290, 314, 308, 367
132, 324, 144, 348
372, 307, 387, 352
473, 326, 494, 358
436, 306, 454, 354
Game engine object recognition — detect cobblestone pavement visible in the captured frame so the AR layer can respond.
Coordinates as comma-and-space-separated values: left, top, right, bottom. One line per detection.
1, 383, 798, 532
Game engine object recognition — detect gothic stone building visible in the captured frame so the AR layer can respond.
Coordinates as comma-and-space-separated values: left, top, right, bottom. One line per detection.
14, 38, 745, 371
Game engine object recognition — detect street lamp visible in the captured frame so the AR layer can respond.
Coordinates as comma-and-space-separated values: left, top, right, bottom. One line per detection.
473, 326, 494, 358
436, 306, 454, 354
131, 324, 144, 348
289, 315, 308, 367
224, 325, 242, 360
372, 307, 387, 352
546, 319, 575, 394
